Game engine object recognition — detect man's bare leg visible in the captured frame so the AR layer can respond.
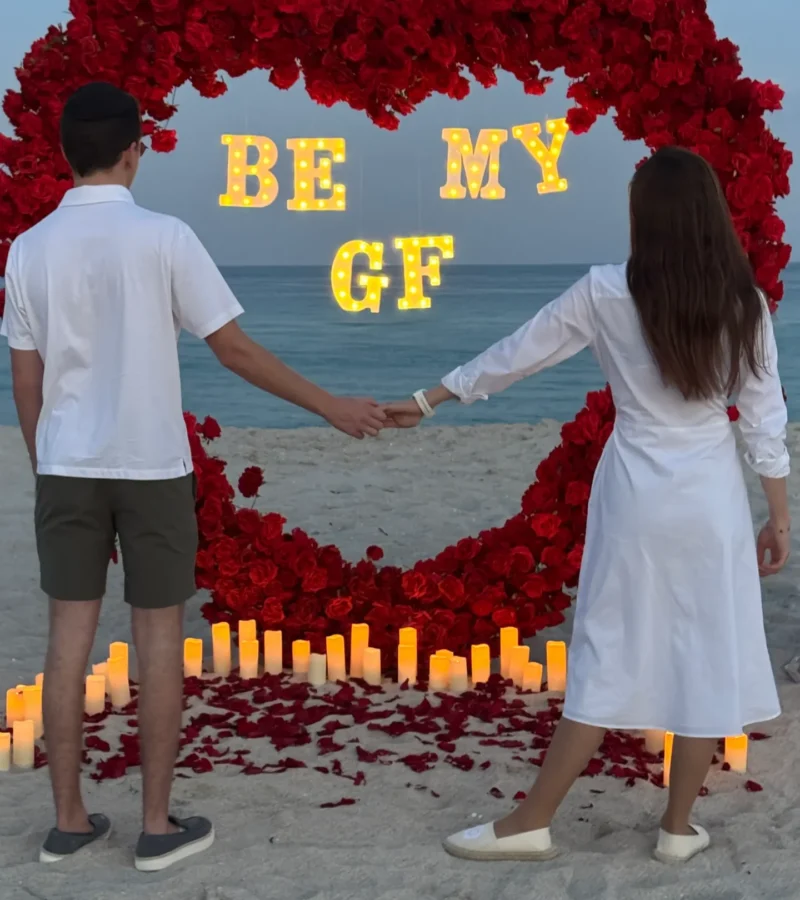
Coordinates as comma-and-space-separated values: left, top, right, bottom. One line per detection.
43, 598, 102, 833
132, 604, 185, 835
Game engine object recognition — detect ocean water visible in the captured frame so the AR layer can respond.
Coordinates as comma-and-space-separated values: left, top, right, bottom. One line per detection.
1, 263, 799, 428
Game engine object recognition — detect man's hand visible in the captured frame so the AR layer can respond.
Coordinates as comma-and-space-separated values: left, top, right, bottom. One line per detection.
757, 521, 791, 576
323, 396, 387, 439
382, 399, 424, 429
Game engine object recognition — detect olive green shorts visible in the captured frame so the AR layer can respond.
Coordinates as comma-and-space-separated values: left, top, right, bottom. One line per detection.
34, 474, 198, 608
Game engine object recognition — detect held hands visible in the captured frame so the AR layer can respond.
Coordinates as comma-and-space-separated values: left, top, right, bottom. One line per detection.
324, 396, 387, 439
382, 399, 425, 429
757, 521, 791, 576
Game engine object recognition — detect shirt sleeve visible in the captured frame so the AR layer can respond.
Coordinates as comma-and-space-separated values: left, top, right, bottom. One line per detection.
442, 271, 596, 403
0, 245, 38, 351
171, 221, 244, 339
736, 302, 790, 479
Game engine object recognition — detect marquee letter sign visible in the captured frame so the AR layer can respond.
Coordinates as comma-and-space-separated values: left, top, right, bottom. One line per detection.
439, 128, 508, 200
286, 138, 347, 211
219, 134, 279, 208
330, 240, 389, 313
394, 235, 454, 311
512, 118, 570, 194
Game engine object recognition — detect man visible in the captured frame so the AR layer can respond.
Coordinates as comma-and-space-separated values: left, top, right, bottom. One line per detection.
0, 81, 385, 871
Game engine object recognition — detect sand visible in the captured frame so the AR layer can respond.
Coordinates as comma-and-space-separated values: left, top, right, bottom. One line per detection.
1, 420, 799, 900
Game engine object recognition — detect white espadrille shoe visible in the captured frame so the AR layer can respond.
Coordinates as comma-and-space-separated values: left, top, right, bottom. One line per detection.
443, 822, 559, 862
653, 825, 710, 864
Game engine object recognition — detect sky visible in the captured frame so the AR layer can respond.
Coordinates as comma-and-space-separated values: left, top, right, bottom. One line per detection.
1, 1, 798, 267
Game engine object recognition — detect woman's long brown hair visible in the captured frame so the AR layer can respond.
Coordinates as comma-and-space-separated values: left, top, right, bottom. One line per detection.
626, 147, 765, 401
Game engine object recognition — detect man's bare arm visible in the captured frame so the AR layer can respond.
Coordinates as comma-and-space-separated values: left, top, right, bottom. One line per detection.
205, 321, 385, 439
10, 348, 44, 471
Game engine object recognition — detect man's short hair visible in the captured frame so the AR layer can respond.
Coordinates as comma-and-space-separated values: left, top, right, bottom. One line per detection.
60, 82, 141, 177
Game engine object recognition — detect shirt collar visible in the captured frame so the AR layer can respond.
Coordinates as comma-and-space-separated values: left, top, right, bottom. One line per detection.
59, 185, 135, 207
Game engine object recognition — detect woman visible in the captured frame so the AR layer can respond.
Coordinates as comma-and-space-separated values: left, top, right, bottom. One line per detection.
384, 147, 791, 864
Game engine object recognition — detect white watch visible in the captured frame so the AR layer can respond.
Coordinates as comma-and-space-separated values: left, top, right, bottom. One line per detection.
412, 390, 435, 418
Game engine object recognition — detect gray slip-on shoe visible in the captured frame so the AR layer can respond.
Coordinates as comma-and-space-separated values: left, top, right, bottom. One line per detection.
39, 813, 112, 863
134, 816, 214, 872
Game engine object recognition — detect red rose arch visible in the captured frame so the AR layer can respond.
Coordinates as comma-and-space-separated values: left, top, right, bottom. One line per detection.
0, 1, 792, 672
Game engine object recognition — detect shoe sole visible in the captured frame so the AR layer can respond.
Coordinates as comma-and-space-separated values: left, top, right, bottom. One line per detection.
39, 826, 113, 864
134, 827, 215, 872
443, 840, 560, 862
652, 841, 710, 865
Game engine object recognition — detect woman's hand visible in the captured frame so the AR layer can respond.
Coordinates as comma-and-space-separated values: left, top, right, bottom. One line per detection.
756, 521, 791, 576
382, 399, 424, 429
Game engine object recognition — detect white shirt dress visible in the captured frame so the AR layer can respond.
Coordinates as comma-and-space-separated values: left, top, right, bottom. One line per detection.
442, 264, 788, 737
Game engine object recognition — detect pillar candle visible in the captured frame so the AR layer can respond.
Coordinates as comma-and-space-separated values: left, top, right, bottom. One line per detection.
211, 622, 231, 677
22, 686, 43, 739
363, 648, 382, 687
522, 661, 543, 692
5, 688, 24, 729
399, 627, 417, 649
109, 642, 129, 679
183, 638, 203, 678
107, 654, 131, 709
0, 732, 9, 771
471, 644, 491, 685
292, 639, 311, 680
239, 619, 257, 646
309, 653, 327, 687
85, 674, 106, 716
500, 627, 518, 679
724, 734, 748, 773
397, 643, 417, 687
429, 654, 450, 691
239, 639, 259, 680
35, 673, 44, 689
546, 640, 567, 692
510, 645, 530, 687
450, 656, 469, 692
663, 732, 675, 787
264, 630, 283, 675
350, 623, 369, 679
326, 635, 347, 682
12, 719, 34, 769
644, 730, 665, 754
92, 662, 109, 695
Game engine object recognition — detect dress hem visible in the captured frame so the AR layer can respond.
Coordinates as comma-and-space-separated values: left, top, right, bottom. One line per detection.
561, 706, 782, 739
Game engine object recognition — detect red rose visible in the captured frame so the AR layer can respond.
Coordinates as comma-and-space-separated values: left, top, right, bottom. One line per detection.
302, 567, 328, 592
470, 597, 494, 618
521, 575, 546, 599
235, 507, 261, 535
756, 80, 784, 111
727, 406, 740, 423
565, 481, 590, 506
185, 21, 215, 51
366, 545, 384, 561
326, 596, 353, 619
259, 513, 285, 542
342, 34, 367, 61
531, 513, 561, 539
238, 466, 265, 498
150, 129, 178, 153
199, 416, 221, 440
492, 608, 517, 628
566, 545, 584, 572
455, 537, 481, 561
261, 600, 285, 627
541, 546, 565, 567
439, 575, 466, 609
249, 561, 278, 586
401, 570, 429, 600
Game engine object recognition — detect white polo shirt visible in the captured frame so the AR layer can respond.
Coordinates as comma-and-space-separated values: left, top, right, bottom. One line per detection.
0, 185, 243, 479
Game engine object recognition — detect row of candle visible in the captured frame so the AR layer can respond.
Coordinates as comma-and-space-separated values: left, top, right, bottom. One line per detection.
199, 621, 568, 693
